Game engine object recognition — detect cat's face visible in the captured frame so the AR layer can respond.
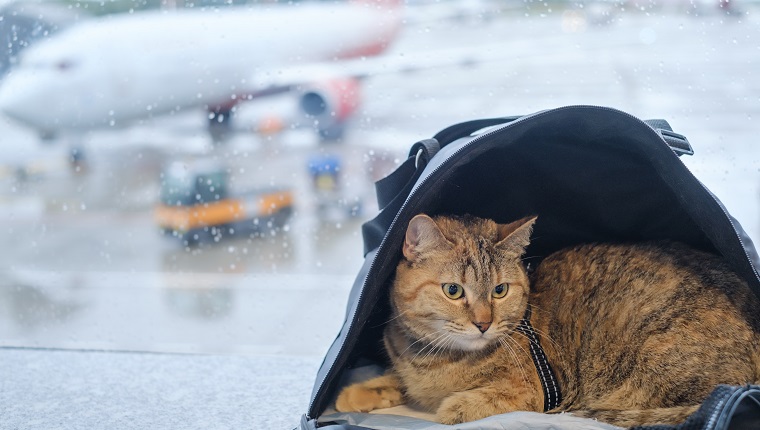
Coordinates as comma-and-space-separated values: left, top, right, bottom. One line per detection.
391, 214, 536, 352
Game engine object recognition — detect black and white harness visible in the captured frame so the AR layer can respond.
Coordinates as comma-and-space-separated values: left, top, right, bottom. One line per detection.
515, 305, 563, 412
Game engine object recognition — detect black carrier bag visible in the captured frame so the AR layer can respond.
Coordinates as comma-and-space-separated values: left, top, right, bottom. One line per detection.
299, 106, 760, 430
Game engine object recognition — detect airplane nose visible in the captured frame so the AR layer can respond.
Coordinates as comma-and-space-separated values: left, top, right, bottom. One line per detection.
0, 78, 18, 115
0, 75, 31, 123
0, 72, 49, 129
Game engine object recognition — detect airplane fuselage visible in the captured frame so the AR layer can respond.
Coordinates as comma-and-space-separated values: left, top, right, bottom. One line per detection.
0, 2, 400, 134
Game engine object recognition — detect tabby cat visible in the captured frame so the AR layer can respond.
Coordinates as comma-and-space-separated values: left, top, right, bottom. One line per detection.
335, 214, 760, 427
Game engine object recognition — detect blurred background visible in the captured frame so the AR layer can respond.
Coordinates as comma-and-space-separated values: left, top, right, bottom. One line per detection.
0, 0, 758, 424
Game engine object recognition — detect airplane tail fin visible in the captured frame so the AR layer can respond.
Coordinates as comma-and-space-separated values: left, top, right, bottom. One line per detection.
343, 0, 403, 58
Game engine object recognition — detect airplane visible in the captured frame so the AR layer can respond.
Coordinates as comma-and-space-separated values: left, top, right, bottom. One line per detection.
0, 0, 405, 143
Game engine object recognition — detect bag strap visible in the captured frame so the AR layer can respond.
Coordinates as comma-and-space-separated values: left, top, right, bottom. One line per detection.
364, 139, 440, 255
373, 118, 521, 212
375, 139, 439, 210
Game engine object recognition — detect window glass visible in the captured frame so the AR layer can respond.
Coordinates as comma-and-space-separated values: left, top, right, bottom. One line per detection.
0, 2, 757, 426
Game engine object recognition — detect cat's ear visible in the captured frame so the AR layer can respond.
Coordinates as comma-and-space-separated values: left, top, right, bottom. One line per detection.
403, 214, 452, 262
496, 216, 537, 256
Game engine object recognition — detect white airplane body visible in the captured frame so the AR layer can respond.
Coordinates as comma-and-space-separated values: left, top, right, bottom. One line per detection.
0, 1, 401, 139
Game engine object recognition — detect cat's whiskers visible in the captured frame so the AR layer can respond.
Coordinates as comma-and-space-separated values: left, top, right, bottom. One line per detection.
521, 255, 542, 262
373, 309, 411, 328
421, 333, 447, 359
444, 333, 458, 352
513, 328, 566, 365
516, 305, 564, 359
495, 320, 521, 333
527, 303, 551, 316
400, 329, 444, 358
501, 332, 532, 363
439, 334, 459, 361
520, 255, 544, 267
423, 333, 454, 368
498, 337, 530, 384
427, 331, 455, 359
411, 331, 450, 363
523, 325, 563, 359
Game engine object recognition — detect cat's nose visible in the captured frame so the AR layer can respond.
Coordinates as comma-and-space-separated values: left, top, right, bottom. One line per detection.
473, 321, 491, 333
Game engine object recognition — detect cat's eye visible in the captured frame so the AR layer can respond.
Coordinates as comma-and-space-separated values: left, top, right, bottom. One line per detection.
442, 283, 464, 300
492, 283, 509, 298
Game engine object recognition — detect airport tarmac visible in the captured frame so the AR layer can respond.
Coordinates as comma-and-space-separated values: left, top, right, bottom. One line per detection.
0, 8, 759, 428
0, 136, 386, 355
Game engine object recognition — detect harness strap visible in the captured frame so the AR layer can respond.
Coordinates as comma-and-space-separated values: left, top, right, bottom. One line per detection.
515, 305, 563, 412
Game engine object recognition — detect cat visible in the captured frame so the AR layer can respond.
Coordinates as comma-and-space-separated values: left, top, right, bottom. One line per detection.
334, 214, 760, 427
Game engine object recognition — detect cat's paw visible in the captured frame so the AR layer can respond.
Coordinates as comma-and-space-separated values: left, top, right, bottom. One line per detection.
436, 392, 511, 424
335, 381, 404, 413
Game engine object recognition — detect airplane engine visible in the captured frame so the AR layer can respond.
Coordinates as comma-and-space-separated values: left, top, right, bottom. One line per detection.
298, 78, 361, 141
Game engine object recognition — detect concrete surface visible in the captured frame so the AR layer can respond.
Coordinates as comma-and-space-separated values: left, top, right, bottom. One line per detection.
1, 347, 319, 429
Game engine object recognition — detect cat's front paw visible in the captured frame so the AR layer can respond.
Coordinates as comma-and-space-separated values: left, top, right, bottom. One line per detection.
436, 393, 480, 424
436, 391, 515, 424
335, 381, 404, 413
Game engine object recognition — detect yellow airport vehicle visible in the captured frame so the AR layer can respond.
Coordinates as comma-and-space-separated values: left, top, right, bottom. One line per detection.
155, 160, 294, 245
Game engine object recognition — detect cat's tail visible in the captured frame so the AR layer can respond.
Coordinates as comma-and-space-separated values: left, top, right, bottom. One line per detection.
567, 405, 700, 427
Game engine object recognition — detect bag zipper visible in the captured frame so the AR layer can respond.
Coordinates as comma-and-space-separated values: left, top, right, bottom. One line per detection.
704, 385, 759, 430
